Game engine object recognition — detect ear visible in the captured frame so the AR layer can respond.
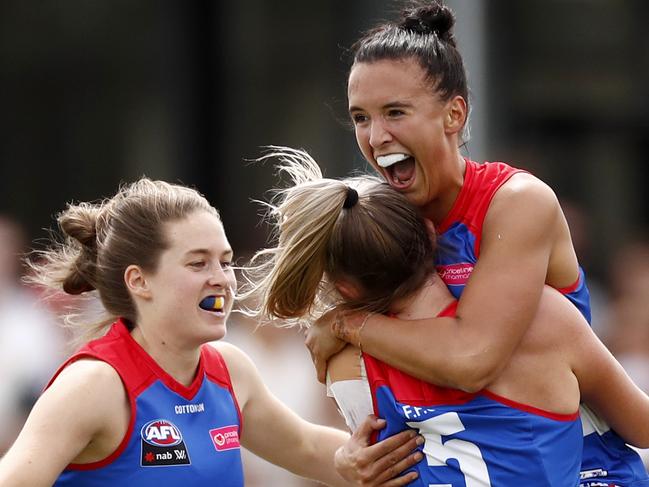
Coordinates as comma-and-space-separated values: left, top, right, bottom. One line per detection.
444, 95, 467, 135
124, 264, 151, 300
334, 279, 362, 301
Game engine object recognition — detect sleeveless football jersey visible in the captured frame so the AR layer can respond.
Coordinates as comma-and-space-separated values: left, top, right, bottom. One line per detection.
435, 159, 649, 487
435, 159, 591, 322
51, 320, 244, 486
363, 302, 582, 486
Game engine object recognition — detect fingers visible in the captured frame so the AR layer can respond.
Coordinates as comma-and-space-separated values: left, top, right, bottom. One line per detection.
335, 418, 424, 486
316, 357, 327, 384
305, 326, 326, 383
354, 415, 385, 440
305, 311, 347, 383
367, 429, 420, 464
379, 469, 420, 487
367, 432, 423, 484
304, 326, 318, 352
314, 307, 338, 328
346, 427, 423, 480
364, 427, 413, 459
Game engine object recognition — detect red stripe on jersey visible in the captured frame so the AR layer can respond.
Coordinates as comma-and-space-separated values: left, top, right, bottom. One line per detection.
437, 159, 526, 258
555, 273, 581, 295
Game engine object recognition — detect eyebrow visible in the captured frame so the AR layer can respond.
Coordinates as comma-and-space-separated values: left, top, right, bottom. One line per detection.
185, 248, 234, 259
348, 101, 414, 113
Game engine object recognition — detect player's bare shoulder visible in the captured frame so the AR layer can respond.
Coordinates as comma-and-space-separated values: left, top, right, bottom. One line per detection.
496, 172, 559, 212
51, 358, 125, 402
208, 341, 250, 367
32, 357, 129, 461
207, 341, 259, 405
484, 171, 561, 241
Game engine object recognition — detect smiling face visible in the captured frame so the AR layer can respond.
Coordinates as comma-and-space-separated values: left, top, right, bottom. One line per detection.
348, 58, 466, 216
137, 210, 236, 347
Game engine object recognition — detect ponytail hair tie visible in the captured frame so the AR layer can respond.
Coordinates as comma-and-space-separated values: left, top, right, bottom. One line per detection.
343, 186, 359, 209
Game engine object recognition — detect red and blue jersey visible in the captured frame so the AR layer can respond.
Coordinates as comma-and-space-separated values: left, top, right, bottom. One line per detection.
435, 159, 591, 322
436, 159, 649, 487
50, 320, 244, 487
365, 303, 583, 486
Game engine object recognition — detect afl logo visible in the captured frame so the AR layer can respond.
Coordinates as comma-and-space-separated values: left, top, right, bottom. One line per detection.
141, 419, 183, 447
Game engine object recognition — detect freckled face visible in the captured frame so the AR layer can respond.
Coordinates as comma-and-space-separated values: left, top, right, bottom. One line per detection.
348, 58, 461, 210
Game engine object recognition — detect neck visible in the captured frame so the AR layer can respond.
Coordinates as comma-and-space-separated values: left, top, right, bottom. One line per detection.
420, 153, 467, 225
390, 274, 455, 320
130, 320, 201, 387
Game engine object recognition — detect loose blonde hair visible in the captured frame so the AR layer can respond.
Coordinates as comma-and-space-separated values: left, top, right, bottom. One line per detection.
240, 147, 435, 327
28, 178, 219, 344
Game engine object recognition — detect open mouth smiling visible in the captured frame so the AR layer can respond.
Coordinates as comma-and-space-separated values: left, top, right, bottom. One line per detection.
376, 153, 416, 188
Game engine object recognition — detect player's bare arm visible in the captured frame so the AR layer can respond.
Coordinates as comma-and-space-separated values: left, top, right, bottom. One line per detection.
568, 305, 649, 448
0, 359, 129, 486
322, 174, 562, 392
218, 342, 352, 486
219, 342, 421, 487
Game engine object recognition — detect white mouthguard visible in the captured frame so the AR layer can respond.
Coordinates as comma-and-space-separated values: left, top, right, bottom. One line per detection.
376, 153, 410, 168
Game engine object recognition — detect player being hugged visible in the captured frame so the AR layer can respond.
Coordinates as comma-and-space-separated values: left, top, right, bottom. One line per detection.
241, 147, 649, 486
304, 1, 649, 485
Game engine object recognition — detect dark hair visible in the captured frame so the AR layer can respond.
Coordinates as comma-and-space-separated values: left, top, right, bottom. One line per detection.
241, 147, 436, 323
352, 1, 468, 111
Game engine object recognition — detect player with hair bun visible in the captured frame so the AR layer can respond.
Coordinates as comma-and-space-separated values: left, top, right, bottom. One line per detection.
305, 1, 649, 485
0, 178, 420, 487
243, 147, 649, 486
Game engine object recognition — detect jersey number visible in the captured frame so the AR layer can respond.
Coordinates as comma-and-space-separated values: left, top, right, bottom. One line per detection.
407, 412, 492, 487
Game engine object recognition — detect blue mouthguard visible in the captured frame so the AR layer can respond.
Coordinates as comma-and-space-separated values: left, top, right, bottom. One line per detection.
199, 296, 224, 311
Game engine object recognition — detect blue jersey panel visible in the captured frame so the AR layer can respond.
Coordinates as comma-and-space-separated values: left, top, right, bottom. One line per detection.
433, 160, 648, 485
580, 430, 649, 487
54, 377, 244, 486
563, 268, 592, 325
373, 385, 582, 487
435, 221, 477, 299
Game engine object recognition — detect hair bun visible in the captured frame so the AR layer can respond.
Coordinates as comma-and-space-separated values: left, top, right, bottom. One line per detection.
59, 203, 101, 249
401, 2, 456, 45
62, 270, 96, 295
58, 203, 101, 294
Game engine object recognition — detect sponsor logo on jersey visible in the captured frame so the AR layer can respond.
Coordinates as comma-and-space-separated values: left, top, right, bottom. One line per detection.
437, 263, 473, 286
142, 419, 183, 447
175, 402, 205, 414
578, 468, 618, 487
579, 468, 608, 480
140, 419, 191, 467
210, 425, 240, 452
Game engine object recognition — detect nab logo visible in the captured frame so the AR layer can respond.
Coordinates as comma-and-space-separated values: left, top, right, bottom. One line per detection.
141, 419, 183, 447
140, 419, 191, 467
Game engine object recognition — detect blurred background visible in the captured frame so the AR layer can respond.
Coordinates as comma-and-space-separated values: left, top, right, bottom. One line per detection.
1, 0, 648, 484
